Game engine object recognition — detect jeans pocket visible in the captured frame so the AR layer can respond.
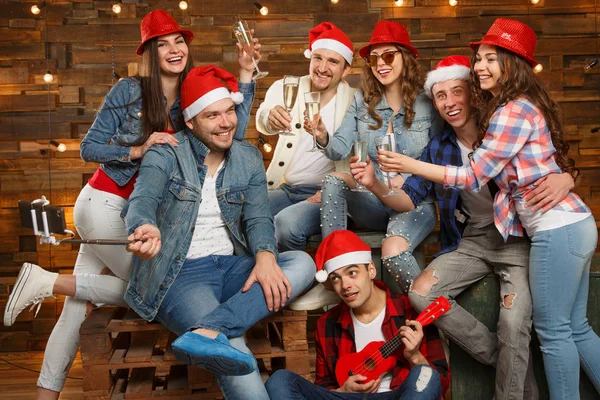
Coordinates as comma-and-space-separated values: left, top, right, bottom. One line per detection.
567, 217, 597, 259
73, 196, 95, 237
102, 194, 127, 231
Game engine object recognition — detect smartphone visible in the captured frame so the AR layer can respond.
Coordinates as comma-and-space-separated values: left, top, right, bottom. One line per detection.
19, 200, 67, 235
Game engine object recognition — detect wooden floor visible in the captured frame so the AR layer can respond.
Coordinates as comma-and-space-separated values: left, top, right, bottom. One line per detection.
0, 351, 84, 399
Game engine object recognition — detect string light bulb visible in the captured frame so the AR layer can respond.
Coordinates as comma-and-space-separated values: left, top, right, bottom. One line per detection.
585, 58, 598, 70
254, 2, 268, 15
394, 0, 403, 6
179, 1, 188, 10
331, 0, 339, 3
533, 63, 543, 73
449, 0, 458, 6
112, 3, 122, 14
43, 71, 54, 83
50, 140, 67, 152
530, 0, 540, 4
31, 5, 41, 15
258, 137, 272, 153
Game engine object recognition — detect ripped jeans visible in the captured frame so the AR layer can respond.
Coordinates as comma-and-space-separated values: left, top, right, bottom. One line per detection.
408, 223, 535, 400
321, 174, 436, 293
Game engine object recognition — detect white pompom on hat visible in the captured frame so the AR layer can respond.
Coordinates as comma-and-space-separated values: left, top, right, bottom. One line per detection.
314, 230, 372, 283
304, 22, 354, 65
424, 55, 472, 98
181, 65, 243, 122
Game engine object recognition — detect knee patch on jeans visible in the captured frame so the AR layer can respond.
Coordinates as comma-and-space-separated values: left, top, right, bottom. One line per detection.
415, 366, 433, 392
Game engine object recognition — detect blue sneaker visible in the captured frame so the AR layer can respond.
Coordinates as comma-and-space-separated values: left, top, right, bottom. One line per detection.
171, 332, 257, 376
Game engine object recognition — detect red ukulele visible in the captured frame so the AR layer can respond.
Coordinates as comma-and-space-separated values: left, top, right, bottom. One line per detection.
335, 296, 451, 386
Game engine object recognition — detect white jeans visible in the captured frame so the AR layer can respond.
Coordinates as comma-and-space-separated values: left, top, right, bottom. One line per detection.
38, 184, 133, 392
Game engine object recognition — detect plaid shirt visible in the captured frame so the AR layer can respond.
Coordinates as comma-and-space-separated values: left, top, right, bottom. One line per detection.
314, 281, 450, 394
444, 97, 590, 240
401, 124, 466, 256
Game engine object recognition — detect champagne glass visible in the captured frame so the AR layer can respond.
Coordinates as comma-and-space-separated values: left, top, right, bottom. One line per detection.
232, 20, 268, 80
351, 131, 371, 192
305, 92, 323, 152
279, 75, 299, 136
374, 135, 399, 197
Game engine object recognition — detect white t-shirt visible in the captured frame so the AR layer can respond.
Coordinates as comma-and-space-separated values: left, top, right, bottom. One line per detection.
185, 161, 234, 259
457, 140, 494, 228
284, 95, 336, 186
350, 306, 392, 393
515, 200, 590, 236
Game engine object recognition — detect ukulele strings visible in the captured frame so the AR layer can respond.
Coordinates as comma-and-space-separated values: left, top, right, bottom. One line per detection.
348, 305, 444, 377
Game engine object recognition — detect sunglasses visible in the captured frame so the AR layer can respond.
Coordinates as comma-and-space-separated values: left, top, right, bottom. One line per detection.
365, 50, 401, 67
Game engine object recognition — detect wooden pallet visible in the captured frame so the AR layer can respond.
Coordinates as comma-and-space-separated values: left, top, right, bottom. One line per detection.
79, 307, 310, 400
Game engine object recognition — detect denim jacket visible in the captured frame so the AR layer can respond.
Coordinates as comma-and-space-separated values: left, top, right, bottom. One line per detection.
324, 91, 443, 183
121, 131, 276, 320
80, 77, 255, 186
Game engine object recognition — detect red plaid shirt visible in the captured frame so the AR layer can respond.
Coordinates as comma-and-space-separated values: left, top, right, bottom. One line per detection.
314, 281, 450, 394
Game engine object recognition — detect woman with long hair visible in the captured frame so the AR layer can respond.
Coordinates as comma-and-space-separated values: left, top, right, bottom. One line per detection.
4, 10, 259, 399
307, 20, 442, 294
376, 18, 600, 399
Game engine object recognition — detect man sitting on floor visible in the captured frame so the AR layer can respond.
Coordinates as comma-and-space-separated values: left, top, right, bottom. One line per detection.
265, 230, 450, 399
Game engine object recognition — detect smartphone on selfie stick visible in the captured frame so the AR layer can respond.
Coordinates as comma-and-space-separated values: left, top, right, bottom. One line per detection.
19, 196, 135, 246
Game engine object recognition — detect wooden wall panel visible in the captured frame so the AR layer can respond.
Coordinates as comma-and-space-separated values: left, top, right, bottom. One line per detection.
0, 0, 599, 351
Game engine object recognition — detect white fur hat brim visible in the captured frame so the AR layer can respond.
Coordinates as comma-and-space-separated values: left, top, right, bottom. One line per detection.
424, 65, 471, 98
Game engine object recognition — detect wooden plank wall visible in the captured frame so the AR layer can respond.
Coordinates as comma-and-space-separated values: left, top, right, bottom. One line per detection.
0, 0, 599, 351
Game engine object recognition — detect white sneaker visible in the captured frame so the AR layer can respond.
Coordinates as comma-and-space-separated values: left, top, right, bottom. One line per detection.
4, 263, 58, 326
288, 283, 340, 311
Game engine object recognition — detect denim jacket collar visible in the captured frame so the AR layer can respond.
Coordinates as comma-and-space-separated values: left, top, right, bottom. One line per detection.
373, 93, 406, 116
187, 129, 232, 167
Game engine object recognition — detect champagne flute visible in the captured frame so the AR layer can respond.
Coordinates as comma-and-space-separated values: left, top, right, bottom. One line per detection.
305, 92, 323, 152
232, 20, 268, 80
279, 75, 299, 136
351, 131, 371, 192
374, 135, 399, 197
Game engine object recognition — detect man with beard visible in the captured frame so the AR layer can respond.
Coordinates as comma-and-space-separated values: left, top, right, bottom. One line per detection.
255, 22, 358, 311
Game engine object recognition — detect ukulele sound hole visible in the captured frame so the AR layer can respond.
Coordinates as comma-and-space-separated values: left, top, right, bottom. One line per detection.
364, 357, 376, 371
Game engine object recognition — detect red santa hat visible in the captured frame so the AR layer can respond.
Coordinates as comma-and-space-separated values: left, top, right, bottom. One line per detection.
180, 65, 243, 122
424, 55, 471, 98
314, 230, 372, 283
303, 22, 354, 65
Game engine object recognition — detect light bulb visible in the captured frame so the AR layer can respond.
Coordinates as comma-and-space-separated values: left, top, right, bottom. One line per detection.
179, 1, 188, 10
112, 3, 121, 14
57, 143, 67, 152
530, 0, 540, 4
31, 5, 41, 15
394, 0, 403, 6
260, 6, 268, 15
263, 143, 273, 153
43, 72, 53, 83
533, 63, 543, 73
331, 0, 339, 3
449, 0, 458, 6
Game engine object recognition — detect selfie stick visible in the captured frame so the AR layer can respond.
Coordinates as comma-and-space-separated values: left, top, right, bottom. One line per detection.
30, 196, 136, 246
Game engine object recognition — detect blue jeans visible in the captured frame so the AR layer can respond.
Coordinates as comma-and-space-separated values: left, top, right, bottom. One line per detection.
269, 184, 321, 251
265, 365, 442, 400
529, 215, 600, 399
321, 174, 436, 293
155, 251, 315, 400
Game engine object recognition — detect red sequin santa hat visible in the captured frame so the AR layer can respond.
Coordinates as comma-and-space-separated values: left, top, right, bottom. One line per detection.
303, 22, 354, 65
137, 9, 194, 56
469, 18, 539, 67
180, 65, 243, 122
314, 230, 372, 283
359, 20, 418, 59
424, 55, 472, 98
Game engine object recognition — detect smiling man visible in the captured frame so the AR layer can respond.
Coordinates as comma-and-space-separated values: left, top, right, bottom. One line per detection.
255, 22, 358, 311
122, 65, 315, 400
351, 55, 575, 400
265, 230, 449, 400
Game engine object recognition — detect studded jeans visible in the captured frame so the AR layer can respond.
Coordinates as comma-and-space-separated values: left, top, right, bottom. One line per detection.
320, 174, 436, 293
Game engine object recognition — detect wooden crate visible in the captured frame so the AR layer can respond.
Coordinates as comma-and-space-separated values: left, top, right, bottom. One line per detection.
79, 307, 310, 400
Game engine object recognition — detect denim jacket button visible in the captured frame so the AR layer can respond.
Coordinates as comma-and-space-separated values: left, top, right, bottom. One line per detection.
175, 255, 181, 261
402, 149, 407, 154
159, 284, 165, 289
137, 112, 142, 117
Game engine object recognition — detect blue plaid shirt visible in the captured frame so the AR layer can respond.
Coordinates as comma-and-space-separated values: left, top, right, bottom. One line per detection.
401, 124, 466, 257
